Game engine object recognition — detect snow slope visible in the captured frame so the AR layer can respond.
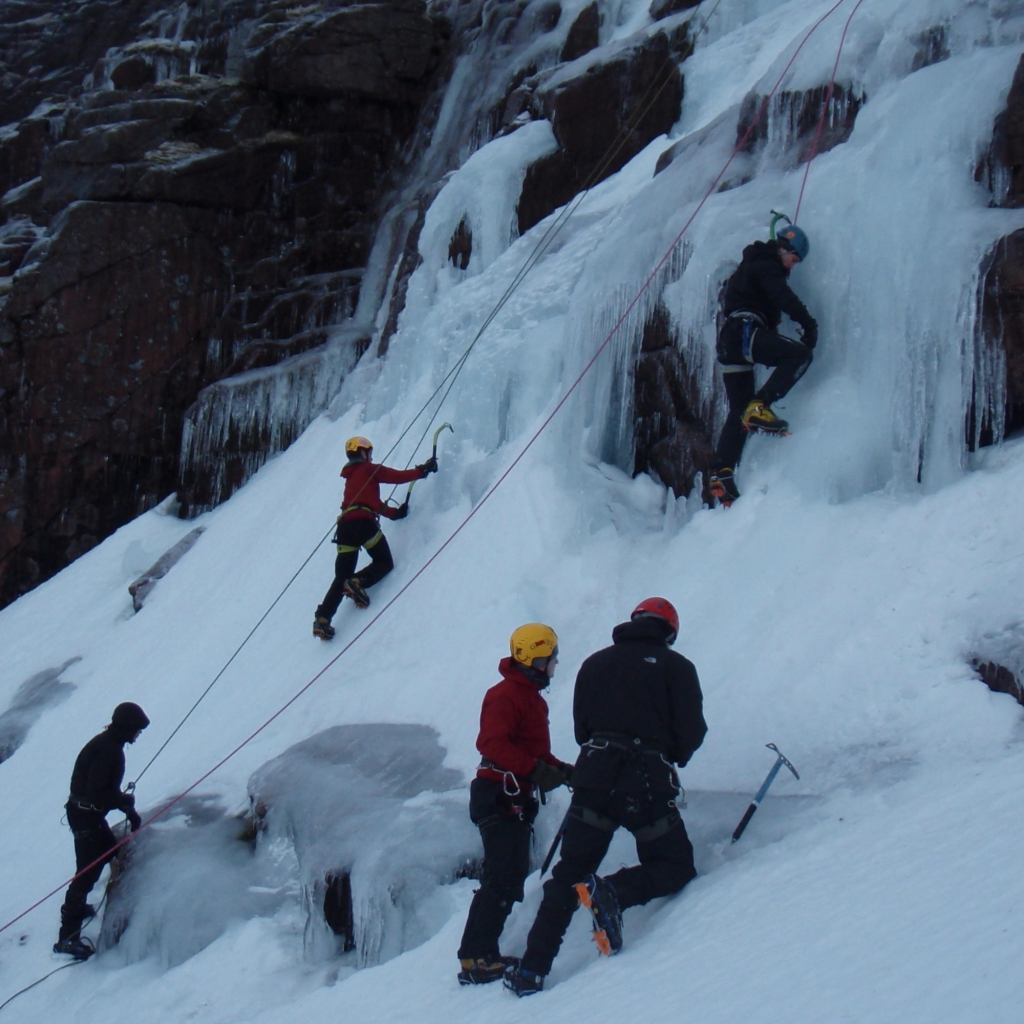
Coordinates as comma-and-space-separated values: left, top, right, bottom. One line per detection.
3, 0, 1024, 1020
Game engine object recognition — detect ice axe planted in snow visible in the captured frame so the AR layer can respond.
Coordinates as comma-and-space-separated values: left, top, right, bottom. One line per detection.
731, 743, 799, 843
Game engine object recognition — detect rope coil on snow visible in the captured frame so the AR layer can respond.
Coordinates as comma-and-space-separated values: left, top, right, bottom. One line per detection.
0, 0, 854, 943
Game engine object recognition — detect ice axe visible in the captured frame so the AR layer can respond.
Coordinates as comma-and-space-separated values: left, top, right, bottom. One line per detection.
540, 808, 571, 876
401, 422, 453, 508
731, 743, 799, 843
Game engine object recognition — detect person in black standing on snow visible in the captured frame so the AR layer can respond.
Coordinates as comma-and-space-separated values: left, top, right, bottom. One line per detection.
313, 435, 437, 640
457, 623, 574, 986
710, 221, 817, 506
505, 599, 706, 997
55, 702, 149, 960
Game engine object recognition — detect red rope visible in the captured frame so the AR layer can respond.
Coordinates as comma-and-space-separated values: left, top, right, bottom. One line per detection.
794, 0, 866, 223
0, 0, 848, 940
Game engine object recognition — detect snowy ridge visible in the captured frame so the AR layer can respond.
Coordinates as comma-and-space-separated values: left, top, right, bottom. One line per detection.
2, 0, 1024, 1020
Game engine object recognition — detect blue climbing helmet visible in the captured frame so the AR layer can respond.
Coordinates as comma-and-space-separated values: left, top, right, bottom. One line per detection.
769, 210, 809, 261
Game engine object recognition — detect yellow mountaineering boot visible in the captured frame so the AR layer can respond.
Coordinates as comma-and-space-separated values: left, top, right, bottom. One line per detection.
741, 399, 789, 434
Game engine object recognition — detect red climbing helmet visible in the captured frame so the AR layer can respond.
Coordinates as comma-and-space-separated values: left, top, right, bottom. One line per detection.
631, 597, 679, 644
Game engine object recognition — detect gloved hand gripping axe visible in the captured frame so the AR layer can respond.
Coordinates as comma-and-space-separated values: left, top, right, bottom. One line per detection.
395, 422, 453, 514
731, 743, 799, 843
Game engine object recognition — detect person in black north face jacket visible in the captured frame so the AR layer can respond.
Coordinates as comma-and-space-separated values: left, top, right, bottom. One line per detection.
711, 234, 818, 504
55, 702, 149, 959
508, 600, 706, 992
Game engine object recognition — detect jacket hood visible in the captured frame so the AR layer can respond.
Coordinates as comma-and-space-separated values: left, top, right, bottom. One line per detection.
498, 656, 548, 690
742, 239, 787, 272
611, 617, 674, 646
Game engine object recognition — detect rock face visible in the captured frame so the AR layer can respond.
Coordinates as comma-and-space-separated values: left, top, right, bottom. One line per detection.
632, 306, 713, 500
978, 53, 1024, 207
517, 29, 685, 234
978, 229, 1024, 443
972, 658, 1023, 706
977, 56, 1024, 448
560, 2, 600, 63
0, 0, 443, 607
736, 83, 864, 166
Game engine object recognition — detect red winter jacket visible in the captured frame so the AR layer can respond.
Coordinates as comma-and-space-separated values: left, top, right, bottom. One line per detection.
340, 459, 426, 522
476, 657, 564, 782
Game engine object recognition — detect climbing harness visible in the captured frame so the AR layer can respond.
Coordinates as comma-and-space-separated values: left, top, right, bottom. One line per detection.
1, 0, 858, 940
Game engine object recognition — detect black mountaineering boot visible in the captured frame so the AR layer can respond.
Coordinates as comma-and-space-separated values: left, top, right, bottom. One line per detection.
503, 963, 544, 997
709, 468, 740, 507
53, 936, 95, 960
342, 578, 370, 609
458, 955, 520, 985
313, 617, 335, 641
575, 874, 623, 955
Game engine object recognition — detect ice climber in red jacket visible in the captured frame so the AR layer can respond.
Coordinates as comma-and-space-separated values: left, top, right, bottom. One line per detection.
456, 623, 575, 986
313, 435, 437, 639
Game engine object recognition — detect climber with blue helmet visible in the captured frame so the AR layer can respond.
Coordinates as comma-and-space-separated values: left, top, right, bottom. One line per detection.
709, 214, 818, 506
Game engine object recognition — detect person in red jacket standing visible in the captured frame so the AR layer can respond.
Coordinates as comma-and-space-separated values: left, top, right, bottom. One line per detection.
457, 623, 574, 986
313, 436, 437, 639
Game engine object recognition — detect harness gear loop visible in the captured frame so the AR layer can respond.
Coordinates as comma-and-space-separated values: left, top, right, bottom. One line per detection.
631, 812, 681, 842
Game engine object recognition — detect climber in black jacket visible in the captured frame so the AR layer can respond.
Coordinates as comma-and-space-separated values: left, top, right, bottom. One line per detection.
505, 599, 706, 996
710, 223, 817, 505
54, 702, 150, 960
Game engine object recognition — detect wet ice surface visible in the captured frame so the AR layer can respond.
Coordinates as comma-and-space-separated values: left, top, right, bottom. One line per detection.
97, 794, 301, 968
92, 727, 479, 971
248, 724, 479, 966
0, 658, 78, 763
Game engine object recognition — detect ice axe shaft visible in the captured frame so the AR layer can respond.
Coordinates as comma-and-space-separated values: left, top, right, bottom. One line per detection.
731, 743, 799, 843
541, 809, 571, 875
405, 422, 454, 503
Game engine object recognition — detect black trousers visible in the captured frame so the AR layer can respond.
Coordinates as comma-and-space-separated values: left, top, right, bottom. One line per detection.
316, 518, 394, 621
458, 815, 534, 960
713, 318, 813, 472
60, 808, 117, 940
458, 778, 538, 960
520, 786, 696, 976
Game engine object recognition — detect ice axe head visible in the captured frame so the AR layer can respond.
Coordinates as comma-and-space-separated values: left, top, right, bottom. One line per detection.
432, 421, 454, 457
766, 742, 800, 781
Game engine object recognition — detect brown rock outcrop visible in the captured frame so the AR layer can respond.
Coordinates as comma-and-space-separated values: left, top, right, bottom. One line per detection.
1, 200, 228, 598
518, 30, 684, 233
978, 229, 1024, 443
0, 0, 445, 608
632, 306, 713, 499
974, 58, 1024, 448
977, 53, 1024, 208
737, 83, 864, 164
560, 3, 600, 63
972, 658, 1023, 706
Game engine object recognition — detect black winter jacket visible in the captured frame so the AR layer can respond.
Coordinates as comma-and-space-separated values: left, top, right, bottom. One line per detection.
722, 240, 816, 333
572, 618, 707, 767
69, 726, 134, 814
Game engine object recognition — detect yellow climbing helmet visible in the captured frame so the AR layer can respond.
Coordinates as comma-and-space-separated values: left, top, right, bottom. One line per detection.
345, 436, 373, 458
510, 623, 559, 671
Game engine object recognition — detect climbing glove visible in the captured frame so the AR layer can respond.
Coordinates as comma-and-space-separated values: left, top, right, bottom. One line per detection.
128, 809, 142, 832
530, 760, 569, 793
390, 500, 409, 520
801, 322, 818, 349
417, 455, 438, 475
